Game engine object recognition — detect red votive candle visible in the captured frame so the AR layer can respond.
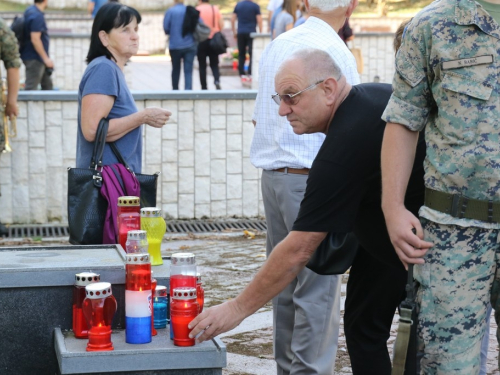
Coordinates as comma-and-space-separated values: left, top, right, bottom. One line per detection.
196, 274, 204, 314
171, 287, 199, 347
82, 282, 117, 352
73, 272, 100, 339
117, 196, 141, 250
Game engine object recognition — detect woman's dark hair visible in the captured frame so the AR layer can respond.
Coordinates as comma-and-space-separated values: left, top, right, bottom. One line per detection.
86, 2, 142, 64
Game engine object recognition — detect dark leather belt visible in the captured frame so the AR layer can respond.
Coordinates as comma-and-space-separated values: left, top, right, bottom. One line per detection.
273, 167, 309, 175
424, 187, 500, 223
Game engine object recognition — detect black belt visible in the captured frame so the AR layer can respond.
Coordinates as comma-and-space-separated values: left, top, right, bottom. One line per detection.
424, 188, 500, 223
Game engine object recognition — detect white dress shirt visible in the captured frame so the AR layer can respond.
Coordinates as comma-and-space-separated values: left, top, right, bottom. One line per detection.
250, 16, 360, 170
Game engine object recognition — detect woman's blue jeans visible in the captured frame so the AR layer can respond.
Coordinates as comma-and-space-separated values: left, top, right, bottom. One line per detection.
170, 44, 197, 90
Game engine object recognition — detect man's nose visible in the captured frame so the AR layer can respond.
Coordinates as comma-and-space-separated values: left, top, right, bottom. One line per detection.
278, 100, 291, 117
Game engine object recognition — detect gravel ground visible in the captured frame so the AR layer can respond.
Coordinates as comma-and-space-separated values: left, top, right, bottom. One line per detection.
3, 233, 499, 374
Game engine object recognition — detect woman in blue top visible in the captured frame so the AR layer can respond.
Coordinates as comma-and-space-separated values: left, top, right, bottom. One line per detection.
163, 0, 198, 90
77, 2, 171, 173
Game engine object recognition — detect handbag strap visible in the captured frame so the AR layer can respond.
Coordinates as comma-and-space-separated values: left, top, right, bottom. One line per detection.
90, 118, 109, 169
109, 142, 135, 175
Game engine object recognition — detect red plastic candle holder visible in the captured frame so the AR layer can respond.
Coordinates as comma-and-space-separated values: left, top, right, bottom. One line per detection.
117, 196, 141, 250
73, 272, 100, 339
196, 274, 204, 314
171, 287, 199, 347
82, 282, 117, 352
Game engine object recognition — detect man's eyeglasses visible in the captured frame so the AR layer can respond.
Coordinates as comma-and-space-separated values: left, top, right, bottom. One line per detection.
272, 80, 324, 106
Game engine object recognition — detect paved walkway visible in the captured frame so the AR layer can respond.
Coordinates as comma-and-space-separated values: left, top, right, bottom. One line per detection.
1, 233, 499, 373
162, 234, 500, 375
128, 55, 252, 91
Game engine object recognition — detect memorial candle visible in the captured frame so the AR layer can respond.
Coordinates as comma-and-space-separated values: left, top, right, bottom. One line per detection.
82, 282, 117, 352
171, 287, 199, 347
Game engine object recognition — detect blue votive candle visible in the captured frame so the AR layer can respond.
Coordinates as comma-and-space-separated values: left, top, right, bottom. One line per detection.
153, 285, 168, 329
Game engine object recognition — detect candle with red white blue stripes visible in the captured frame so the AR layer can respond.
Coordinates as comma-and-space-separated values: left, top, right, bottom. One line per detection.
125, 253, 152, 344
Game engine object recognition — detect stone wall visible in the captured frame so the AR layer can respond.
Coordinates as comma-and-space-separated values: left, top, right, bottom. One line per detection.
0, 91, 263, 224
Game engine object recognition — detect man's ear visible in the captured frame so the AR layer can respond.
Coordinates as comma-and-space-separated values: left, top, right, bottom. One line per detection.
304, 0, 310, 12
98, 30, 109, 47
322, 77, 338, 105
346, 0, 358, 18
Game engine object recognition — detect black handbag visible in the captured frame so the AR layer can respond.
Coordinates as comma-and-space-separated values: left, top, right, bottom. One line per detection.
306, 232, 359, 275
209, 5, 228, 55
67, 118, 159, 245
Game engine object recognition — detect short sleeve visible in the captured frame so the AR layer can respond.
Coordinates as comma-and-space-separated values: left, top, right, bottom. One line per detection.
29, 13, 45, 32
82, 62, 119, 98
382, 21, 433, 132
0, 23, 21, 69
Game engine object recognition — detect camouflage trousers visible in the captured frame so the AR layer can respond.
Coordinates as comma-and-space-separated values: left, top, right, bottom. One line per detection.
415, 218, 500, 374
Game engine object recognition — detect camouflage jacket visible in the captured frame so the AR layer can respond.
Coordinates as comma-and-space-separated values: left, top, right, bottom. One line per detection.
382, 0, 500, 202
0, 17, 21, 74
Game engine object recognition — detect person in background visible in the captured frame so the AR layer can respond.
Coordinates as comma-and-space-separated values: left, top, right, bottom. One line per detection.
273, 0, 296, 39
88, 0, 108, 18
231, 0, 262, 84
0, 16, 21, 237
163, 0, 197, 90
294, 2, 308, 27
267, 0, 283, 32
21, 0, 53, 90
77, 3, 171, 176
196, 0, 223, 90
337, 18, 353, 44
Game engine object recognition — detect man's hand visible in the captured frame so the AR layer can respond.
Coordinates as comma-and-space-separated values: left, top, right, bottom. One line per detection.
44, 57, 54, 69
5, 101, 18, 118
188, 300, 245, 343
383, 206, 433, 269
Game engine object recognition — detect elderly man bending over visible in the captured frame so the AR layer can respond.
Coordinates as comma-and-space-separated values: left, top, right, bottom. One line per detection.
190, 48, 426, 374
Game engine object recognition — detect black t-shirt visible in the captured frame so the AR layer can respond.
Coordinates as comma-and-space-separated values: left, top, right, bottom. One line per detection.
292, 83, 425, 266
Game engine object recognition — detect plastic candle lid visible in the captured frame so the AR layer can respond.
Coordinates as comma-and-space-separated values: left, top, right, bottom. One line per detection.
140, 207, 162, 217
127, 230, 147, 240
171, 253, 195, 265
118, 196, 140, 206
75, 272, 100, 286
126, 253, 151, 264
85, 282, 113, 299
172, 287, 197, 300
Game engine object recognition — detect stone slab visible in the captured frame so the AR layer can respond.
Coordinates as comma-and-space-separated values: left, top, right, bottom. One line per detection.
0, 245, 126, 288
54, 327, 226, 375
0, 245, 171, 375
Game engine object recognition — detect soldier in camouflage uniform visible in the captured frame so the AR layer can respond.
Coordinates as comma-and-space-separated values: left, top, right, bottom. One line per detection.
380, 0, 500, 372
0, 16, 21, 236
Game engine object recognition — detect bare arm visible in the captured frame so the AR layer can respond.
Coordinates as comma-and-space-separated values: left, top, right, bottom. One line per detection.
285, 21, 293, 32
267, 11, 273, 32
81, 94, 171, 142
381, 122, 433, 268
5, 67, 19, 117
188, 230, 327, 342
87, 1, 95, 15
218, 13, 224, 32
257, 14, 263, 33
231, 13, 237, 39
30, 32, 53, 68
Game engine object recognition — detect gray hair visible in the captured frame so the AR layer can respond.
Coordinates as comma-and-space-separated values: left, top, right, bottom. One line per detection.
308, 0, 352, 12
281, 48, 343, 84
